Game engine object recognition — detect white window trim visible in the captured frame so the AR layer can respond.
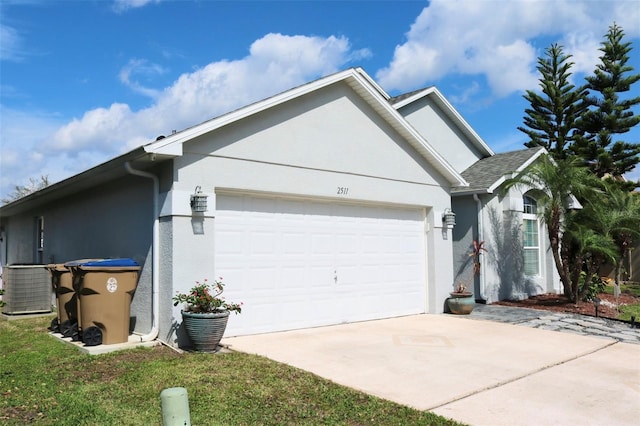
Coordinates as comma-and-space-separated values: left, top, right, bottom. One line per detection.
523, 196, 541, 277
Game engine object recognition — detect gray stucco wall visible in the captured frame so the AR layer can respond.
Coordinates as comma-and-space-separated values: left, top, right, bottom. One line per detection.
453, 188, 562, 304
452, 196, 478, 297
2, 174, 155, 334
158, 217, 176, 344
398, 96, 486, 173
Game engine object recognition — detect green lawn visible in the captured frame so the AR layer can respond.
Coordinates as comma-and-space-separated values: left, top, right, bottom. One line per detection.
618, 304, 640, 322
1, 316, 464, 425
603, 282, 640, 321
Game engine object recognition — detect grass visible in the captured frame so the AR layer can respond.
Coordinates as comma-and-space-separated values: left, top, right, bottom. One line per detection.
618, 304, 640, 322
603, 281, 640, 321
1, 316, 463, 425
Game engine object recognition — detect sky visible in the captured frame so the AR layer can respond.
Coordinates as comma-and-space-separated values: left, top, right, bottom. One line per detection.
1, 0, 639, 201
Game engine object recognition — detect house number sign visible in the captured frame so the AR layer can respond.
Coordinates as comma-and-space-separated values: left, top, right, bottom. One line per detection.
337, 187, 349, 195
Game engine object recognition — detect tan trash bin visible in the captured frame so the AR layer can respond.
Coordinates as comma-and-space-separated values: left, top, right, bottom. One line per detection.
67, 258, 140, 346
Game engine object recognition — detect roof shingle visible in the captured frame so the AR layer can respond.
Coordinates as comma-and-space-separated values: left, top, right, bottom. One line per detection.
452, 147, 546, 194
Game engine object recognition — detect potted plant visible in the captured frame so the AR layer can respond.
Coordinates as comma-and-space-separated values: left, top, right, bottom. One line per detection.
447, 283, 475, 314
173, 277, 242, 352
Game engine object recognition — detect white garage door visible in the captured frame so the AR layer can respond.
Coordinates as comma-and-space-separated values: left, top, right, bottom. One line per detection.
215, 193, 427, 336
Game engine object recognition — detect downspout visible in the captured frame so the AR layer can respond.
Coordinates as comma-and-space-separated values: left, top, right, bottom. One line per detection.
473, 193, 487, 302
125, 162, 159, 342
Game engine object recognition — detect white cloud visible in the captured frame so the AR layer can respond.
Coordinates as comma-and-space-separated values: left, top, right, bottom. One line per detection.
48, 103, 134, 152
119, 58, 167, 98
0, 23, 23, 61
376, 0, 640, 99
1, 33, 360, 200
47, 33, 361, 154
0, 106, 65, 193
112, 0, 161, 13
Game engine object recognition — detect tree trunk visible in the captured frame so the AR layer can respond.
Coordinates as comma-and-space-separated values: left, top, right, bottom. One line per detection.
570, 253, 583, 303
548, 209, 573, 300
559, 233, 575, 301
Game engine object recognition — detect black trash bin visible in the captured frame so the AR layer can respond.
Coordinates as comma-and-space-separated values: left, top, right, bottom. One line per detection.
66, 259, 141, 346
47, 263, 79, 339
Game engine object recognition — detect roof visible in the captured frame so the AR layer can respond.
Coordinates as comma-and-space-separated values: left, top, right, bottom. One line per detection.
1, 67, 470, 216
388, 87, 432, 105
452, 147, 547, 195
143, 67, 467, 187
0, 147, 152, 216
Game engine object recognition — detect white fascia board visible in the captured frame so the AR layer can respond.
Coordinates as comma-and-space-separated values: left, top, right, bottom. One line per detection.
354, 67, 390, 101
144, 140, 183, 156
486, 177, 506, 194
486, 147, 548, 193
518, 147, 548, 170
451, 189, 491, 197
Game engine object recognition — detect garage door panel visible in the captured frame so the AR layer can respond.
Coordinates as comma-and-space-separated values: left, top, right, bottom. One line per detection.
280, 267, 307, 289
251, 232, 276, 254
310, 267, 334, 288
215, 194, 426, 336
282, 233, 307, 254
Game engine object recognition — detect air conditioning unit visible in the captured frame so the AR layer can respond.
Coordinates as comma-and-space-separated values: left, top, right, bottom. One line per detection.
1, 265, 52, 315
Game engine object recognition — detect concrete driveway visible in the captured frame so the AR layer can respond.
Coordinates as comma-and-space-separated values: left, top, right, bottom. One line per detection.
223, 314, 640, 426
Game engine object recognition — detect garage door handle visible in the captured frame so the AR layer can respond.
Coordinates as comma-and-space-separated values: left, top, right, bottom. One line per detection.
334, 270, 338, 284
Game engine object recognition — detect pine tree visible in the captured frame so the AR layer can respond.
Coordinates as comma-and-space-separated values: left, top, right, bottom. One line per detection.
572, 23, 640, 184
518, 44, 588, 159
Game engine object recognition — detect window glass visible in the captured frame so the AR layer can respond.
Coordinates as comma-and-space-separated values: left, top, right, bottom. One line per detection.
523, 196, 539, 275
523, 195, 537, 215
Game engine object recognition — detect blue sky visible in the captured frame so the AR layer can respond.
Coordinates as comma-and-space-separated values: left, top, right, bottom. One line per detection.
1, 0, 639, 200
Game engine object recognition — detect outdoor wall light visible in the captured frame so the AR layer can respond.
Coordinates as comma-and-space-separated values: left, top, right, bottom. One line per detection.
442, 208, 456, 229
190, 186, 208, 212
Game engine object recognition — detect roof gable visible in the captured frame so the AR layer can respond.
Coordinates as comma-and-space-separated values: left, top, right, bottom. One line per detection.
0, 68, 470, 216
144, 68, 467, 187
452, 147, 547, 195
390, 87, 494, 159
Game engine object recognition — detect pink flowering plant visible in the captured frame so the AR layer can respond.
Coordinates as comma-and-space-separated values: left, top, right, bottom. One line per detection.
173, 278, 242, 314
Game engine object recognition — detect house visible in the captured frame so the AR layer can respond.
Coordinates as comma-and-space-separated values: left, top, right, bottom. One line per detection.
450, 148, 562, 303
389, 87, 560, 303
0, 67, 559, 348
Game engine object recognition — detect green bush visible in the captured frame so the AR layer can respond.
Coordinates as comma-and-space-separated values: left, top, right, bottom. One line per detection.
579, 272, 607, 302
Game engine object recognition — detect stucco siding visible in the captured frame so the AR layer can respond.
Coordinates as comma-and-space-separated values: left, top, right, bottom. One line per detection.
2, 215, 35, 264
181, 82, 450, 189
452, 196, 478, 297
397, 97, 484, 172
158, 217, 175, 344
484, 188, 561, 303
2, 176, 155, 333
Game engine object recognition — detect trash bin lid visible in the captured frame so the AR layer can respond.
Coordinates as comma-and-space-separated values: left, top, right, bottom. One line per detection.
78, 258, 139, 267
63, 258, 105, 268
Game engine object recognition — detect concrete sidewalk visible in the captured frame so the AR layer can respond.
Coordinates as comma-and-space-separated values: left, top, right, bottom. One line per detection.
223, 314, 640, 426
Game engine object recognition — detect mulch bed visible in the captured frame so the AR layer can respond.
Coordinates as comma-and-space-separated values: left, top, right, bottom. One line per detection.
493, 290, 639, 320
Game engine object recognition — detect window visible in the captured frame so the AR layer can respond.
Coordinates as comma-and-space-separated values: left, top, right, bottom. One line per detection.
35, 216, 44, 264
523, 195, 539, 275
